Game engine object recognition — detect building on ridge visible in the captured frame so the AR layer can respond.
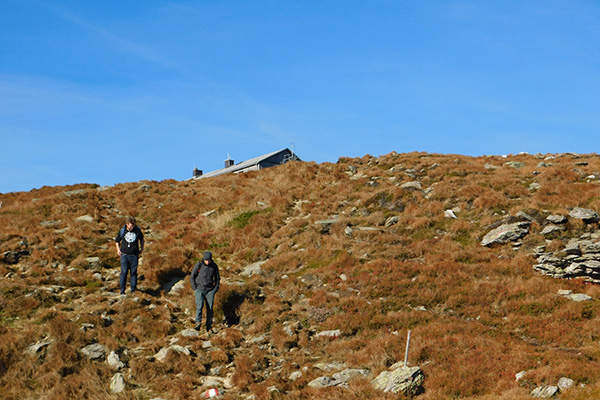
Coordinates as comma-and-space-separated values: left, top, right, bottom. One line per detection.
192, 148, 300, 180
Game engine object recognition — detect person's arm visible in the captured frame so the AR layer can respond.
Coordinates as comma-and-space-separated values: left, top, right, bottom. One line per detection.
139, 237, 145, 255
214, 264, 220, 292
190, 263, 198, 291
115, 241, 121, 256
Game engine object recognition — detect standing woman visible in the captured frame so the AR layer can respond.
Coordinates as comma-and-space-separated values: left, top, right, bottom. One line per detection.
115, 216, 144, 295
191, 251, 220, 333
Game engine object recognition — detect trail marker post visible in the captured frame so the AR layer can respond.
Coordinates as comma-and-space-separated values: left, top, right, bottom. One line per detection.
404, 330, 411, 367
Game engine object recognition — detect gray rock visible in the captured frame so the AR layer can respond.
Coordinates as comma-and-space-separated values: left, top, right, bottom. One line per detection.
81, 343, 108, 361
76, 215, 94, 223
531, 385, 559, 398
384, 216, 399, 227
566, 293, 592, 302
107, 351, 125, 370
529, 182, 542, 190
546, 215, 567, 224
308, 376, 333, 388
110, 373, 126, 393
557, 377, 574, 390
371, 365, 425, 396
541, 224, 565, 236
505, 161, 525, 169
289, 371, 303, 381
400, 181, 423, 191
308, 369, 369, 389
180, 328, 200, 337
168, 280, 186, 296
27, 337, 53, 356
481, 222, 530, 247
315, 329, 341, 339
344, 226, 353, 236
444, 209, 457, 219
569, 207, 600, 223
240, 260, 267, 277
153, 344, 191, 362
331, 368, 370, 387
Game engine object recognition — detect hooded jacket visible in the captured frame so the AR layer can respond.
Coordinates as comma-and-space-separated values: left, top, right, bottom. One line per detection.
191, 260, 220, 293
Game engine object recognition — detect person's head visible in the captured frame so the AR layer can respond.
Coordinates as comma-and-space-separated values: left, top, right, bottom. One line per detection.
203, 251, 212, 264
125, 216, 137, 231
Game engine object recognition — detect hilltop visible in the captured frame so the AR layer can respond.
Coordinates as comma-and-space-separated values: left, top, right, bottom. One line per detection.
2, 151, 600, 400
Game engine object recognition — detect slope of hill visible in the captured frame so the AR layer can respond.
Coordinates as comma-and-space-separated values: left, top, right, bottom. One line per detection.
2, 151, 600, 399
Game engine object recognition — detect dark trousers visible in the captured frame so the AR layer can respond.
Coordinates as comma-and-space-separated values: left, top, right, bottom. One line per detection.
194, 289, 216, 329
120, 254, 138, 294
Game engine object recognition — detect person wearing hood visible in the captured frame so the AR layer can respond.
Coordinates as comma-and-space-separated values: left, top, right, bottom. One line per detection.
191, 251, 220, 332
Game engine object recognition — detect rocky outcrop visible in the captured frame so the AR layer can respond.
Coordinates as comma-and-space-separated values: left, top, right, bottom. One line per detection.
533, 236, 600, 283
371, 364, 425, 396
481, 222, 530, 247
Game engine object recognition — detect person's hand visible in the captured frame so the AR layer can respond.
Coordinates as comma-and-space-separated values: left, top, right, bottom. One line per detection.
117, 249, 122, 256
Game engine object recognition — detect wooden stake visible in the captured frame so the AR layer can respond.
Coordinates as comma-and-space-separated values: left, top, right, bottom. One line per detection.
404, 329, 411, 367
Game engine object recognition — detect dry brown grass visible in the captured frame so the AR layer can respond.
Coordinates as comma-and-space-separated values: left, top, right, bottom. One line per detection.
3, 153, 600, 398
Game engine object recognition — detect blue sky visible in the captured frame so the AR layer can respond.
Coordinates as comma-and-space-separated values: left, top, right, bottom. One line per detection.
2, 1, 600, 193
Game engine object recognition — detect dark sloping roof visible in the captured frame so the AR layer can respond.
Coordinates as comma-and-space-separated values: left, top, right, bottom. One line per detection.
196, 148, 299, 179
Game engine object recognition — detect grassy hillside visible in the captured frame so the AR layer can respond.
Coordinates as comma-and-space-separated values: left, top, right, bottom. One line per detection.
2, 151, 600, 399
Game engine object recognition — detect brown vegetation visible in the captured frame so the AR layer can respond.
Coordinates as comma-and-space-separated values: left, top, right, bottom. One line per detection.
2, 151, 600, 399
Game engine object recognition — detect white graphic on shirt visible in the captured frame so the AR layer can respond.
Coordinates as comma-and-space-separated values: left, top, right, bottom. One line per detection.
124, 231, 137, 245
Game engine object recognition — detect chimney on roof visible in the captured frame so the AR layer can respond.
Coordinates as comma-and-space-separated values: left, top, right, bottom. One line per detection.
225, 153, 234, 168
193, 168, 203, 178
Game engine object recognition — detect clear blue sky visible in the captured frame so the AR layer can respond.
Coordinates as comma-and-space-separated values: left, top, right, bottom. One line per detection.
2, 1, 599, 193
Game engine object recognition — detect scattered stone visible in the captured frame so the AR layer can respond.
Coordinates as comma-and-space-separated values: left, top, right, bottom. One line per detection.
81, 343, 108, 361
371, 365, 425, 396
76, 215, 94, 223
444, 209, 457, 219
153, 344, 192, 362
315, 330, 341, 339
505, 161, 525, 169
568, 207, 600, 224
308, 368, 369, 388
180, 328, 200, 338
531, 385, 559, 398
547, 215, 568, 224
344, 226, 353, 236
107, 351, 125, 370
557, 377, 574, 390
240, 260, 267, 277
515, 370, 527, 382
529, 182, 542, 190
400, 181, 423, 191
541, 224, 565, 236
315, 219, 339, 234
384, 216, 399, 227
289, 371, 303, 381
27, 337, 53, 356
110, 373, 126, 393
481, 222, 530, 247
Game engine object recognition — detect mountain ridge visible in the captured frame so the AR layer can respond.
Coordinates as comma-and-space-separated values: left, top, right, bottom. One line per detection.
2, 151, 600, 399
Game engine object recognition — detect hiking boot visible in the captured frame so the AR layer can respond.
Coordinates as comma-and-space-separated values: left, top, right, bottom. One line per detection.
194, 323, 202, 331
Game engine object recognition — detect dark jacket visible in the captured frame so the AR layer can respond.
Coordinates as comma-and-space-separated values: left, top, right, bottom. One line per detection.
191, 260, 220, 293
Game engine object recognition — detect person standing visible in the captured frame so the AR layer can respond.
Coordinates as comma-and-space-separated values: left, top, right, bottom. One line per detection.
191, 251, 220, 332
115, 216, 144, 295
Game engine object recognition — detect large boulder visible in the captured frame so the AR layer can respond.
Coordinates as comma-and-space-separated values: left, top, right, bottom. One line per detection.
569, 207, 599, 224
481, 222, 530, 247
371, 365, 424, 396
